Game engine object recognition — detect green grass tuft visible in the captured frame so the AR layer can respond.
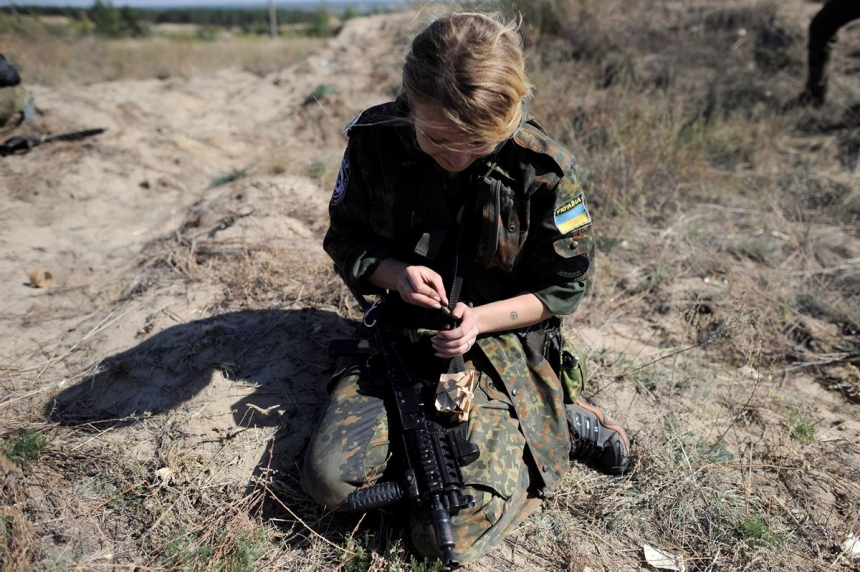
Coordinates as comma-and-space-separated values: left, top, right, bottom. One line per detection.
210, 169, 247, 188
787, 410, 817, 444
4, 430, 49, 465
737, 513, 781, 548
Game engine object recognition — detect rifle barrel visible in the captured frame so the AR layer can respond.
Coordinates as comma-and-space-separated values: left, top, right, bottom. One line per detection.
43, 128, 106, 143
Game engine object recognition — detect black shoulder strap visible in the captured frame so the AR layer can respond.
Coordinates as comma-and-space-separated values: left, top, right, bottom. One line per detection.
447, 188, 480, 375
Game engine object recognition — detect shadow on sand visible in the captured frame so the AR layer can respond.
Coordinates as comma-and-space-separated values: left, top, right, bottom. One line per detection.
43, 307, 362, 530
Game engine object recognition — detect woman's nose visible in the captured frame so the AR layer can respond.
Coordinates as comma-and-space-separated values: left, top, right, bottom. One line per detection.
443, 152, 470, 171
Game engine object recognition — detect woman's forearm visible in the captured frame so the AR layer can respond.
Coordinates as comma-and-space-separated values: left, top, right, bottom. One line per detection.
472, 293, 553, 334
369, 259, 553, 332
367, 258, 408, 291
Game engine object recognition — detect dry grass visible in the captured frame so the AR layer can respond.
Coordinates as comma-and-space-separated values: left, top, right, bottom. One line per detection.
129, 183, 346, 314
529, 0, 860, 364
2, 1, 860, 571
0, 14, 326, 85
519, 0, 860, 569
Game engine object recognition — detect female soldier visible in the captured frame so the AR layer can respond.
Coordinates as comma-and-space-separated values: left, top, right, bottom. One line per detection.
301, 11, 629, 567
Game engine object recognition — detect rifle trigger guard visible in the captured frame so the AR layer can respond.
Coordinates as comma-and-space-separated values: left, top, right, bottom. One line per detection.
363, 299, 380, 328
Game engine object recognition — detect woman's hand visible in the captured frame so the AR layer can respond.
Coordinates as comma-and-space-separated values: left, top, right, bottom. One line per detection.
395, 265, 449, 309
432, 302, 479, 358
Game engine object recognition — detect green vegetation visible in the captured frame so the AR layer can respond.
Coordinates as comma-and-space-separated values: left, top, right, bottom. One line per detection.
4, 430, 49, 465
308, 159, 328, 180
158, 527, 269, 571
737, 513, 781, 548
211, 169, 247, 188
342, 6, 362, 21
308, 83, 339, 102
343, 531, 443, 572
86, 0, 149, 37
307, 7, 332, 37
787, 410, 818, 443
343, 531, 373, 572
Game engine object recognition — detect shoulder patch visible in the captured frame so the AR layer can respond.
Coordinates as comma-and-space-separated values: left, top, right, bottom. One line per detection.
554, 193, 591, 234
330, 155, 350, 206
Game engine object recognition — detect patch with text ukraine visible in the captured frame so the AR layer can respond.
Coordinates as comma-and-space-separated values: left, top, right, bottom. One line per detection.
553, 194, 591, 234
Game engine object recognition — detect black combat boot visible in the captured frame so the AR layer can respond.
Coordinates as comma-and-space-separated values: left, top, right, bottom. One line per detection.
567, 398, 630, 475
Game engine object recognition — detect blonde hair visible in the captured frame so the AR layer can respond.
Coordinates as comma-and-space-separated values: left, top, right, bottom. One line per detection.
402, 12, 532, 148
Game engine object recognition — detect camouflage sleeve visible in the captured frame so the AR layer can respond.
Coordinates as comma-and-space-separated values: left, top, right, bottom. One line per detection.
522, 172, 595, 316
322, 134, 391, 294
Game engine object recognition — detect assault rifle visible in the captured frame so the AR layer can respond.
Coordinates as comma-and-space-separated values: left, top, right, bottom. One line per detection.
0, 128, 105, 157
329, 288, 480, 571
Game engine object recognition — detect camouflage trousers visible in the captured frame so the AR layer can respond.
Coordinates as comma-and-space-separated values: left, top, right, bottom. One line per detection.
300, 356, 544, 565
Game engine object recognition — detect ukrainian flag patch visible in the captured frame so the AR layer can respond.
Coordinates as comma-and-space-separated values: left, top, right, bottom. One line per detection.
554, 194, 591, 234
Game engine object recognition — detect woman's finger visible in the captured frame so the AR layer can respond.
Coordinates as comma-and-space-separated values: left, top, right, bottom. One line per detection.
426, 274, 449, 307
400, 266, 448, 308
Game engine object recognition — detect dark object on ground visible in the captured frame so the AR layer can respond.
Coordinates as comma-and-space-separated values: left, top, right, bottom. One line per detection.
796, 0, 860, 107
0, 54, 21, 87
0, 128, 106, 157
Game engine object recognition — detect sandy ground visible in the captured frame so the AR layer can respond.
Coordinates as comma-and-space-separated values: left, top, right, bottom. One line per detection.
0, 13, 419, 563
1, 12, 412, 386
2, 8, 860, 571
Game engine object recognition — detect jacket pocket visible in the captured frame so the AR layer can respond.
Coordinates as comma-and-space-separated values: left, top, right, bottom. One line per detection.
493, 183, 529, 272
474, 178, 530, 272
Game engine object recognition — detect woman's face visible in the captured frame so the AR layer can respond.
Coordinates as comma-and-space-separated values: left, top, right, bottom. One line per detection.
412, 104, 498, 174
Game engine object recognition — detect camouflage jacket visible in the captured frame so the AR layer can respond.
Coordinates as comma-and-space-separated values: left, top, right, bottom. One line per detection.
324, 98, 595, 492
